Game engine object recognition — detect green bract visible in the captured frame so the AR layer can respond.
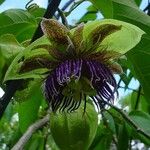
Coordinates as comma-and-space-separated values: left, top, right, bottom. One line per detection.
50, 102, 98, 150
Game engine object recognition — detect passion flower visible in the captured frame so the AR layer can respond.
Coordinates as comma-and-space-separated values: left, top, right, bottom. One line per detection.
17, 18, 144, 112
41, 19, 121, 112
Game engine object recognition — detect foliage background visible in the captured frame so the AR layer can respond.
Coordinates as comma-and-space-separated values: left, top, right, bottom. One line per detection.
0, 0, 150, 149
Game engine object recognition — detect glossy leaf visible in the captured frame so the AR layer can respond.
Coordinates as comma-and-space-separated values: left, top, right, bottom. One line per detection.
129, 111, 150, 136
89, 0, 113, 18
112, 0, 150, 35
0, 9, 37, 42
78, 5, 97, 23
109, 0, 150, 104
127, 35, 150, 103
0, 34, 24, 82
0, 34, 24, 59
18, 81, 43, 133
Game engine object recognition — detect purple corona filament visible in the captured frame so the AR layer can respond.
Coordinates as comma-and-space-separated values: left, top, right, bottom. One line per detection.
44, 59, 117, 112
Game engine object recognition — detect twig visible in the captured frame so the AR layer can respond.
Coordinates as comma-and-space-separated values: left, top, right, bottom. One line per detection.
67, 0, 84, 16
11, 114, 50, 150
62, 0, 75, 11
117, 78, 122, 88
0, 80, 23, 119
118, 85, 144, 96
105, 101, 150, 139
0, 0, 61, 120
57, 8, 69, 28
143, 2, 150, 12
134, 85, 141, 110
56, 0, 75, 19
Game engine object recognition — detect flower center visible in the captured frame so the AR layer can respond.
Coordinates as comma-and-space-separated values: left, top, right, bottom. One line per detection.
44, 59, 117, 112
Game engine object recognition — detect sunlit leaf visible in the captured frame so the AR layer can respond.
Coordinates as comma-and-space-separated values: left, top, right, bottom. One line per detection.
83, 19, 144, 54
0, 34, 24, 59
0, 9, 37, 42
112, 0, 150, 35
3, 36, 51, 82
89, 0, 113, 18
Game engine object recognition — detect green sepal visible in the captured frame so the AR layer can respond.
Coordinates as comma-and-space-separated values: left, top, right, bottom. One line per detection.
41, 19, 70, 52
83, 19, 145, 54
4, 36, 52, 82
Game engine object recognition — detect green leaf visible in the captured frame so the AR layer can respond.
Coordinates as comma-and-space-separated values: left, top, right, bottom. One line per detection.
25, 132, 45, 150
78, 5, 97, 23
89, 0, 113, 18
0, 34, 24, 59
129, 111, 150, 136
18, 81, 42, 133
103, 111, 116, 133
0, 34, 24, 82
89, 123, 113, 150
0, 9, 37, 42
83, 19, 144, 54
117, 124, 129, 150
111, 0, 150, 105
127, 35, 150, 104
27, 6, 45, 19
0, 0, 5, 5
134, 0, 142, 6
112, 0, 150, 35
4, 36, 51, 82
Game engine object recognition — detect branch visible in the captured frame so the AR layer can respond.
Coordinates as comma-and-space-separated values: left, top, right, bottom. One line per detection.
11, 114, 50, 150
56, 0, 75, 19
0, 80, 23, 119
62, 0, 75, 11
69, 0, 84, 14
105, 101, 150, 139
0, 0, 61, 119
134, 85, 142, 110
57, 8, 69, 28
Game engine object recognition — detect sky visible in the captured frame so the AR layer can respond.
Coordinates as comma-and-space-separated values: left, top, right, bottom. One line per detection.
0, 0, 148, 99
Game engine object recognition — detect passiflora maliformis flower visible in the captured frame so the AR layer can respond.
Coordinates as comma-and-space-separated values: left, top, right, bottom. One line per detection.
13, 18, 144, 112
